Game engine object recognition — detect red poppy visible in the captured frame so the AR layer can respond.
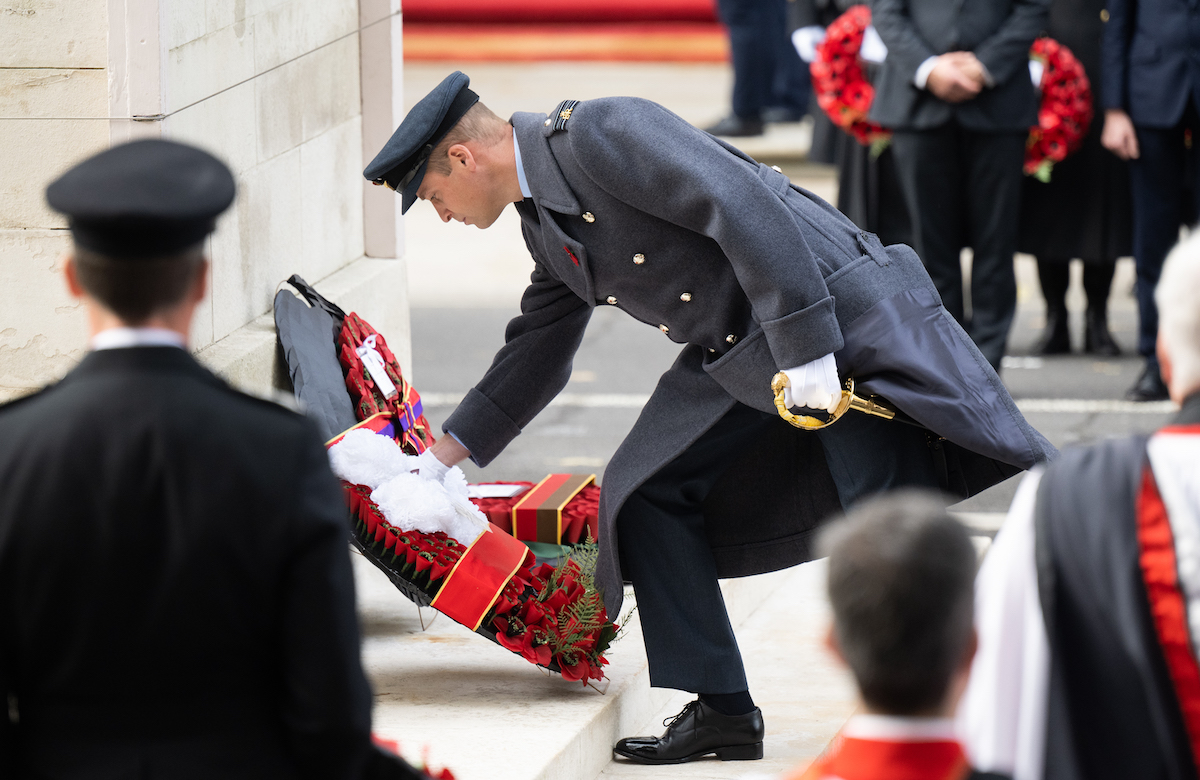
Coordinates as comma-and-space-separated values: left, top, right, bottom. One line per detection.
560, 657, 591, 682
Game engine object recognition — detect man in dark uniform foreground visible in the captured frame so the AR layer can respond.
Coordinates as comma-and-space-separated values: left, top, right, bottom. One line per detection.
366, 72, 1055, 765
0, 140, 422, 779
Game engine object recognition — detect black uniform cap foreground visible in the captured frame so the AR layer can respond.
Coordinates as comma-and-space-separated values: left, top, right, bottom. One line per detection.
46, 138, 235, 259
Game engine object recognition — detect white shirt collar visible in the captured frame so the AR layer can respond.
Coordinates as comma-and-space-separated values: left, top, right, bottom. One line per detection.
841, 714, 959, 742
90, 327, 187, 352
512, 127, 532, 199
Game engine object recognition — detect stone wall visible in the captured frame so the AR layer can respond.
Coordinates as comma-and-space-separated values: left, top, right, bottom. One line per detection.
0, 0, 109, 401
0, 0, 409, 403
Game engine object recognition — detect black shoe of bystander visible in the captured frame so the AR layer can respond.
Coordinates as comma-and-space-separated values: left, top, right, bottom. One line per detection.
1084, 309, 1121, 357
612, 699, 765, 764
1127, 360, 1170, 402
702, 114, 765, 137
1032, 309, 1071, 355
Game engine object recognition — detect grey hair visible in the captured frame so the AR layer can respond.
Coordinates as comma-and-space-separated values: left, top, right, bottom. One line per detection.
1156, 230, 1200, 396
819, 489, 976, 715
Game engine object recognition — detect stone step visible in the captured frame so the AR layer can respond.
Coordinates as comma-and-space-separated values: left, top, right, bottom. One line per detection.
356, 510, 1003, 780
355, 554, 802, 780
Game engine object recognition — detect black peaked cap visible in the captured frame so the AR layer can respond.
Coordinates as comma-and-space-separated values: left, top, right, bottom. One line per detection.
46, 138, 236, 260
363, 71, 480, 214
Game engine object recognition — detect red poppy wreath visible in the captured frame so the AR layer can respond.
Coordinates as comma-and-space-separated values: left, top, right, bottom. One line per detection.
811, 6, 1093, 181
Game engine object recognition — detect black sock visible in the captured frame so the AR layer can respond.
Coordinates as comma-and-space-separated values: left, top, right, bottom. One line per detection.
699, 691, 755, 716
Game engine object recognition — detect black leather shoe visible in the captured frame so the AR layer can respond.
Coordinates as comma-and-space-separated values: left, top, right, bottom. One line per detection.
1084, 309, 1120, 357
1127, 361, 1169, 402
762, 106, 806, 123
1032, 308, 1071, 355
613, 699, 765, 764
702, 114, 765, 137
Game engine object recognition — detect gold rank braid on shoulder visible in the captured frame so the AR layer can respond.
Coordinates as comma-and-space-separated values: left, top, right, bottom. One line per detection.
551, 99, 580, 132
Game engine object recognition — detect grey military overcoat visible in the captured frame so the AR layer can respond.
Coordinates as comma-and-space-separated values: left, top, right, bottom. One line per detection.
443, 97, 1055, 616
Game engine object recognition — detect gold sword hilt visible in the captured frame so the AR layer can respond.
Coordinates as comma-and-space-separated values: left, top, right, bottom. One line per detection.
770, 373, 897, 431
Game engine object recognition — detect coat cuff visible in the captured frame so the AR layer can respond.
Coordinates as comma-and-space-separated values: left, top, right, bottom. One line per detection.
761, 296, 844, 369
441, 388, 523, 468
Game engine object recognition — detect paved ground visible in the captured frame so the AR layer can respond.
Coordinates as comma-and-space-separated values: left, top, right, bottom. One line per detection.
396, 61, 1175, 779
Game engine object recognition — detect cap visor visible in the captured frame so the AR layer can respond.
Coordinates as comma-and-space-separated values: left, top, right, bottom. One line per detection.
400, 158, 429, 215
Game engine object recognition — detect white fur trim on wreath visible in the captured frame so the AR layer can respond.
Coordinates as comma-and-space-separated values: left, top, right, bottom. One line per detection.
327, 429, 488, 545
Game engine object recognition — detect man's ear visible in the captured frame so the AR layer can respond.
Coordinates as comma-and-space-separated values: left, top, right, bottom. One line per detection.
1158, 334, 1174, 396
446, 143, 476, 172
824, 623, 846, 665
961, 626, 978, 672
190, 258, 210, 305
63, 255, 85, 298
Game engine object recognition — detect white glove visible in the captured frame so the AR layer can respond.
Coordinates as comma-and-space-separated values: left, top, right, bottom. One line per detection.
860, 24, 889, 64
782, 353, 841, 413
412, 448, 450, 483
792, 25, 826, 63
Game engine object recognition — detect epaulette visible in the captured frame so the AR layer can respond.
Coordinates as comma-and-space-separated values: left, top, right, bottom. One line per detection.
549, 99, 580, 132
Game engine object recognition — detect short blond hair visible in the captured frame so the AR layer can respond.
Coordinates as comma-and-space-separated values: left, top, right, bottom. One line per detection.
426, 102, 509, 176
1156, 231, 1200, 396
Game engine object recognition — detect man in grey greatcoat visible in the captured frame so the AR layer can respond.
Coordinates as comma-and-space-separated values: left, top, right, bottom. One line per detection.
365, 72, 1055, 765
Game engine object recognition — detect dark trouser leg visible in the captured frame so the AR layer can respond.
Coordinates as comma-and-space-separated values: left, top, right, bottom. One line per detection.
1083, 261, 1120, 356
1131, 110, 1193, 361
963, 130, 1025, 370
815, 410, 941, 509
717, 0, 775, 119
890, 126, 967, 322
617, 404, 775, 694
769, 0, 811, 113
1034, 258, 1071, 355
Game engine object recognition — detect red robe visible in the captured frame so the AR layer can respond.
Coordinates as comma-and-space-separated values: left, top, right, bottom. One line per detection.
788, 733, 975, 780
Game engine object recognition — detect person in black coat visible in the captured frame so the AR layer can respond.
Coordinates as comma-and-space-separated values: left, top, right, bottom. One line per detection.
1020, 0, 1132, 358
870, 0, 1051, 371
1100, 0, 1200, 400
790, 0, 914, 247
0, 140, 422, 780
704, 0, 813, 137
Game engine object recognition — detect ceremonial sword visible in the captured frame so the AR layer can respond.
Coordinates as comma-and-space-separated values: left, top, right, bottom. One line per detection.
770, 372, 900, 431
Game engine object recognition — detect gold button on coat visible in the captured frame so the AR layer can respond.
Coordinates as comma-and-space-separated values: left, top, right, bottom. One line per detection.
544, 118, 552, 126
680, 292, 692, 302
726, 334, 737, 345
606, 296, 618, 305
582, 212, 595, 223
1100, 8, 1109, 20
659, 324, 670, 334
633, 253, 646, 264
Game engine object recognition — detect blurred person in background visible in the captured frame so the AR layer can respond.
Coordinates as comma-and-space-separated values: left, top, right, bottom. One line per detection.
703, 0, 812, 137
783, 491, 1008, 780
961, 232, 1200, 779
870, 0, 1051, 372
1020, 0, 1131, 359
1100, 0, 1200, 401
0, 140, 424, 780
790, 0, 913, 247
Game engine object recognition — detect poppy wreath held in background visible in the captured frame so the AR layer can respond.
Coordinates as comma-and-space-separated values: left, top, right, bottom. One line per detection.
812, 6, 1092, 181
810, 5, 891, 154
1024, 36, 1093, 182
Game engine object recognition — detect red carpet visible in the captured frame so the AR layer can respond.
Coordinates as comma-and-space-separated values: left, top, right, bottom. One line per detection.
404, 22, 728, 63
403, 0, 728, 63
403, 0, 718, 24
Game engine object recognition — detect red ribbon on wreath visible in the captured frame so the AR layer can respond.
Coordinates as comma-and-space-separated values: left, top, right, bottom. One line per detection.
812, 6, 1092, 181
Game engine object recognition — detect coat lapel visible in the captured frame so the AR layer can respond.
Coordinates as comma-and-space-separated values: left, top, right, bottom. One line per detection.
512, 112, 595, 304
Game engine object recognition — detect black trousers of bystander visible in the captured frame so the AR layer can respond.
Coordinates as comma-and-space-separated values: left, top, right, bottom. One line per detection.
890, 123, 1027, 371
